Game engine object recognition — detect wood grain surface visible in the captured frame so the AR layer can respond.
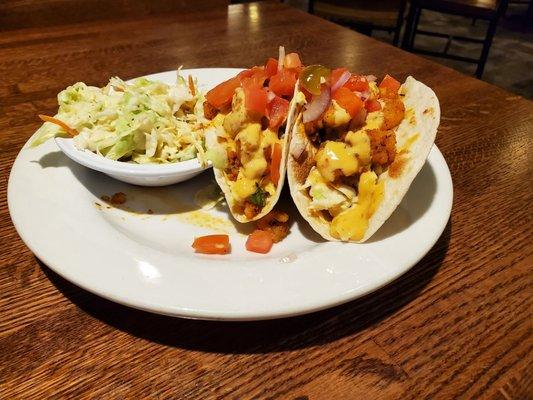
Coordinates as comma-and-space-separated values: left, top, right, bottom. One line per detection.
1, 2, 532, 399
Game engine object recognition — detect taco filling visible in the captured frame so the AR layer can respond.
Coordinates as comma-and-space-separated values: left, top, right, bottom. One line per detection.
204, 48, 302, 221
290, 67, 412, 241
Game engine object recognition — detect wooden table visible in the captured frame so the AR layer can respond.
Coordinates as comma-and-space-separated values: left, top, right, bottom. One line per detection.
1, 2, 531, 399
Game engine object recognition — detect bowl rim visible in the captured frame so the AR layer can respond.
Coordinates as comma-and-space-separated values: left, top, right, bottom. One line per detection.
55, 137, 210, 177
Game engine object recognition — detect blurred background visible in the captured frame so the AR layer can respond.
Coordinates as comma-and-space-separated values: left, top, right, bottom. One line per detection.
286, 0, 532, 98
1, 0, 531, 98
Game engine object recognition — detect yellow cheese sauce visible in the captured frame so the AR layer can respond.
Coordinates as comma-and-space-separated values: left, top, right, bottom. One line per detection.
323, 100, 351, 127
405, 108, 416, 125
345, 130, 372, 165
96, 189, 235, 233
175, 210, 235, 233
364, 110, 384, 130
232, 172, 257, 202
316, 141, 359, 182
330, 171, 384, 241
399, 133, 419, 153
229, 123, 280, 204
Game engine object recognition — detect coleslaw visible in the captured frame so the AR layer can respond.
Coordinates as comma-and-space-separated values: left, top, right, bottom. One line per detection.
32, 72, 208, 165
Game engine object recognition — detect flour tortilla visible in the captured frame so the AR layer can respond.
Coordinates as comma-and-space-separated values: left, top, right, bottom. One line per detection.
287, 76, 440, 242
213, 83, 302, 223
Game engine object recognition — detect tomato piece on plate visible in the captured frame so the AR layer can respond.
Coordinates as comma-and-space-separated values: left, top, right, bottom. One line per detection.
269, 142, 282, 185
284, 53, 302, 69
379, 74, 401, 92
243, 83, 268, 117
269, 69, 297, 98
192, 234, 230, 255
331, 67, 349, 89
265, 58, 278, 77
267, 96, 289, 129
246, 230, 274, 254
364, 98, 382, 112
332, 87, 363, 117
344, 74, 369, 92
205, 76, 241, 109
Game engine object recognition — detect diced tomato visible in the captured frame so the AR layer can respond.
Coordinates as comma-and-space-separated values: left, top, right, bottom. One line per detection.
245, 230, 274, 254
205, 76, 241, 109
250, 66, 268, 87
269, 142, 282, 185
243, 83, 268, 117
267, 96, 289, 129
331, 67, 349, 89
265, 58, 278, 77
364, 98, 382, 112
332, 87, 363, 118
238, 69, 254, 80
344, 74, 369, 92
269, 69, 297, 98
284, 53, 302, 69
379, 74, 401, 92
192, 234, 230, 255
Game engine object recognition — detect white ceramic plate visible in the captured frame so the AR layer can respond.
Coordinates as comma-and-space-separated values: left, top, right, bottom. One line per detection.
8, 69, 453, 321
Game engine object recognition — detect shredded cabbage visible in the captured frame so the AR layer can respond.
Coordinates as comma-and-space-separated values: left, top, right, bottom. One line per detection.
32, 72, 208, 165
302, 167, 357, 212
204, 126, 228, 169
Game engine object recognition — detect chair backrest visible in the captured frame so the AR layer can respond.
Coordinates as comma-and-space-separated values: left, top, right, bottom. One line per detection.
412, 0, 508, 19
309, 0, 407, 29
0, 0, 229, 31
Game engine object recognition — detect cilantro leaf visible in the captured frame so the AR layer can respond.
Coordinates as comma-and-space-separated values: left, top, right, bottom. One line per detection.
248, 184, 268, 208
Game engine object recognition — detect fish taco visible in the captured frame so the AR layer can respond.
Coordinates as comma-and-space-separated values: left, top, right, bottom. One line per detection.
204, 47, 303, 222
287, 66, 440, 242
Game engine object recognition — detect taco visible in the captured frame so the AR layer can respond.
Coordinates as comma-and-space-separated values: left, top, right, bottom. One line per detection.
203, 48, 303, 222
287, 66, 440, 242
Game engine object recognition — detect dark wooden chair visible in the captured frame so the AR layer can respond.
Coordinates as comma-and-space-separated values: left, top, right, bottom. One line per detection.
308, 0, 408, 46
401, 0, 508, 78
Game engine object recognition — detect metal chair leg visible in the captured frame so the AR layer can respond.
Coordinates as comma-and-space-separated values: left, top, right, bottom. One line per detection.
409, 6, 422, 49
392, 0, 408, 47
475, 17, 499, 78
401, 3, 418, 50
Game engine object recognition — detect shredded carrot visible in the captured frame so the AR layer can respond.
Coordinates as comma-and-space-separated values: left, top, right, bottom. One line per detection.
188, 75, 196, 96
38, 114, 78, 137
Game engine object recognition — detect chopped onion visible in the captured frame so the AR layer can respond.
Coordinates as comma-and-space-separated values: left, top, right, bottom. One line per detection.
331, 71, 351, 94
290, 137, 306, 160
278, 46, 285, 72
365, 75, 377, 82
356, 90, 371, 101
302, 86, 331, 123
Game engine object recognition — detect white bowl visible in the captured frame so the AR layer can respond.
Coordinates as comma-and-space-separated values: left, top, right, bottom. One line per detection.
55, 137, 211, 186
